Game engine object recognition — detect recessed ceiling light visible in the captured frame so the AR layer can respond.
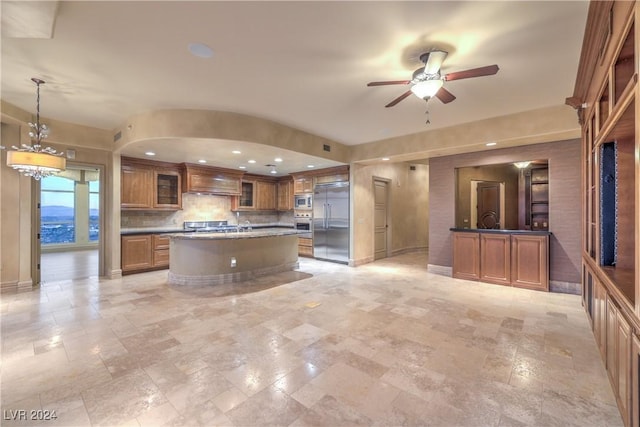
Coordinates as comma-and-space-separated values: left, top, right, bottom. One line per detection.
145, 151, 155, 156
232, 150, 241, 154
188, 42, 214, 59
486, 142, 497, 146
198, 159, 206, 163
382, 157, 390, 161
274, 157, 283, 162
307, 165, 315, 168
248, 159, 256, 164
270, 170, 277, 174
239, 166, 246, 169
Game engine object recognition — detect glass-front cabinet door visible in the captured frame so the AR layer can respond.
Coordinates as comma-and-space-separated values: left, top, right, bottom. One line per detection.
154, 170, 181, 209
239, 181, 255, 208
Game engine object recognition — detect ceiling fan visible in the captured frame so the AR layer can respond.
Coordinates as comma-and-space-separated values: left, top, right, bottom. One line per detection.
367, 49, 499, 108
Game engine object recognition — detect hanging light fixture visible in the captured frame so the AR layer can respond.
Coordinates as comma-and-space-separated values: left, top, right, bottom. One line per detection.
6, 78, 65, 180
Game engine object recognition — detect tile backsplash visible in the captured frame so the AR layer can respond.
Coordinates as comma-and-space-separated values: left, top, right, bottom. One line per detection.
121, 193, 293, 228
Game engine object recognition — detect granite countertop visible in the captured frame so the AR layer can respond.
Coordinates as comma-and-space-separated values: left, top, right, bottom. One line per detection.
449, 227, 552, 236
121, 224, 294, 235
167, 227, 302, 240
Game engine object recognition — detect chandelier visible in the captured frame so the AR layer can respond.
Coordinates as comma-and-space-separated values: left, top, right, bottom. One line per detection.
6, 78, 65, 180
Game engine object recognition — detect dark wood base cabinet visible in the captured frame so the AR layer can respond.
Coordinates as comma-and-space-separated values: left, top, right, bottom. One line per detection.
452, 230, 549, 291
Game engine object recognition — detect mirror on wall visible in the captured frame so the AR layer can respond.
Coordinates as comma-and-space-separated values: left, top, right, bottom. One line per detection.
455, 160, 549, 230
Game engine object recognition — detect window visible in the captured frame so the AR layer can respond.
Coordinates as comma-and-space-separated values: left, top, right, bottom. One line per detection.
89, 180, 100, 242
40, 170, 100, 246
41, 176, 76, 244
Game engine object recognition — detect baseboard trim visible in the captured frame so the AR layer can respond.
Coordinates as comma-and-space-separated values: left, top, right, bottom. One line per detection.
427, 264, 453, 277
550, 280, 581, 295
107, 269, 123, 280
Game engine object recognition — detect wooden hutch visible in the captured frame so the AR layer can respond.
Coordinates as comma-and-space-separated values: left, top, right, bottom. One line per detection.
567, 1, 638, 426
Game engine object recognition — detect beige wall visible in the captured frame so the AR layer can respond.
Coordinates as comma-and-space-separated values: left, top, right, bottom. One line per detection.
351, 162, 429, 265
0, 117, 117, 289
1, 101, 581, 288
1, 123, 34, 290
428, 139, 581, 285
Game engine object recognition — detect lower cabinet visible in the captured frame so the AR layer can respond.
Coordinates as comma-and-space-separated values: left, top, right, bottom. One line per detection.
585, 260, 637, 427
480, 233, 510, 285
452, 232, 480, 281
452, 230, 549, 291
298, 237, 313, 257
606, 297, 632, 427
632, 334, 640, 427
121, 233, 171, 274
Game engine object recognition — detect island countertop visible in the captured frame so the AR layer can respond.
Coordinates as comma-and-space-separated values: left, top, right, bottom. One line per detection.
168, 228, 301, 285
167, 227, 302, 240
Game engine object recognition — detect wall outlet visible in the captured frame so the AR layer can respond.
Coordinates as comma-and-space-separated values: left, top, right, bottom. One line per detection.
230, 257, 237, 267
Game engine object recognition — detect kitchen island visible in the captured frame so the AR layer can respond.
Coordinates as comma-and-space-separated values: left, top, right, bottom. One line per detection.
167, 228, 301, 285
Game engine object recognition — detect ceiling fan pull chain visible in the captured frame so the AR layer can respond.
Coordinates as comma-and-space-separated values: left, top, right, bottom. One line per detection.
425, 109, 431, 125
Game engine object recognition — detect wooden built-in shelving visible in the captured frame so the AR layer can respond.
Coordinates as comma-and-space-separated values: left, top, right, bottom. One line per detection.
569, 2, 638, 425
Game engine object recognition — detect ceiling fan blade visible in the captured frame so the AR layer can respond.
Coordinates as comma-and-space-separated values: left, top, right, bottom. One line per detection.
435, 87, 456, 104
385, 90, 412, 108
367, 80, 410, 86
444, 64, 499, 81
422, 50, 448, 75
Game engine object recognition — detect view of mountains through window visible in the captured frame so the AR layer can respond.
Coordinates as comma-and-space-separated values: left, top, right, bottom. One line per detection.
41, 175, 99, 245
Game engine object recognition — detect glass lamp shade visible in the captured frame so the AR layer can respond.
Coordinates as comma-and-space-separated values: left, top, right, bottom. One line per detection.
513, 161, 532, 169
410, 79, 444, 99
7, 150, 66, 180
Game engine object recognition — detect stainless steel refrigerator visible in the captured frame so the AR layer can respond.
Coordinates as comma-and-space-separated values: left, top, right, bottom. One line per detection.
313, 182, 349, 263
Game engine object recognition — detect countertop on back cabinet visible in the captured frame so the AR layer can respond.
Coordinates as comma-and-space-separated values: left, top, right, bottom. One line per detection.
121, 227, 188, 235
450, 228, 552, 236
167, 228, 302, 240
121, 224, 295, 235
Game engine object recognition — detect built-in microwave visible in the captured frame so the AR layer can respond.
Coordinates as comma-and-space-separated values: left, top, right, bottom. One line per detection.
294, 194, 312, 209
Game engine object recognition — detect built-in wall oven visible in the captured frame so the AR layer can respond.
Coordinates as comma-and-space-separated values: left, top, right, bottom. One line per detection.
294, 211, 312, 238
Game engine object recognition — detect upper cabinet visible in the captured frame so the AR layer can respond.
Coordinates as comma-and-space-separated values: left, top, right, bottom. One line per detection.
277, 177, 294, 211
121, 157, 181, 210
182, 163, 243, 196
293, 176, 313, 194
121, 162, 153, 209
292, 165, 349, 195
231, 175, 278, 211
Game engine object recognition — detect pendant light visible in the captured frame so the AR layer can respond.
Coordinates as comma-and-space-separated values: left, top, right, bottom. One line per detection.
6, 78, 65, 180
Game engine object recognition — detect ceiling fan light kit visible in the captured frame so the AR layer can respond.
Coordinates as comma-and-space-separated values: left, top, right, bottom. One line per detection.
367, 48, 499, 112
410, 79, 444, 99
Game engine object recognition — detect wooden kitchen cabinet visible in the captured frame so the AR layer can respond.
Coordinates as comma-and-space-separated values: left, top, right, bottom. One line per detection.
232, 175, 277, 211
256, 180, 277, 210
182, 163, 243, 195
121, 157, 182, 210
154, 170, 181, 209
298, 237, 313, 257
452, 230, 549, 290
479, 233, 511, 285
121, 234, 153, 272
293, 177, 313, 194
452, 231, 480, 281
152, 234, 170, 267
122, 233, 172, 274
277, 177, 294, 211
510, 233, 549, 291
121, 163, 153, 209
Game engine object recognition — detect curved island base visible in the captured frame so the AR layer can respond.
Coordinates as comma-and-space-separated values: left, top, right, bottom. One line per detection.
168, 230, 300, 286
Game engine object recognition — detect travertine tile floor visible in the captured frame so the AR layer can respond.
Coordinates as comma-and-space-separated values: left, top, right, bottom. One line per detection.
1, 250, 623, 426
